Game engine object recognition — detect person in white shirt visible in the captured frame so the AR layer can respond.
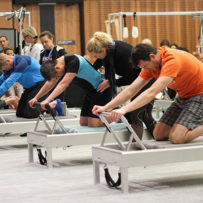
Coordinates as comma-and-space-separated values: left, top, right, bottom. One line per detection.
22, 26, 43, 62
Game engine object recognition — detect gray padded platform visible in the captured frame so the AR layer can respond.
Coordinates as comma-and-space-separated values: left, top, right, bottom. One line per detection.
0, 114, 77, 123
134, 136, 203, 149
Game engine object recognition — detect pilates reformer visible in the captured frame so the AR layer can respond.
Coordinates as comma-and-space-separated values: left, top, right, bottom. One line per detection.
27, 106, 130, 168
0, 104, 80, 135
154, 99, 173, 119
0, 105, 81, 116
92, 112, 203, 193
0, 109, 16, 114
153, 88, 174, 119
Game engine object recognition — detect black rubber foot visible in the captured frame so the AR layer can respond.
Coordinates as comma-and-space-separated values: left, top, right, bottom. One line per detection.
20, 133, 27, 137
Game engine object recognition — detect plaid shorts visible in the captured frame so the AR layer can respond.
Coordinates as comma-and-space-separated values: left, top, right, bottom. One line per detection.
159, 94, 203, 130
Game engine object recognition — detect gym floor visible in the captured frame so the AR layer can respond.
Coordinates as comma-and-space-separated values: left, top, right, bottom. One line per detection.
0, 134, 203, 203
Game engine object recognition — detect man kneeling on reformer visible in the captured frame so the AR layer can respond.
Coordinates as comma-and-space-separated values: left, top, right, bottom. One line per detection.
93, 43, 203, 144
29, 54, 112, 127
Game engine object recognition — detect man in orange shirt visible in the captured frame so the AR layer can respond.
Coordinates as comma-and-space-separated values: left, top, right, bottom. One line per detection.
93, 43, 203, 144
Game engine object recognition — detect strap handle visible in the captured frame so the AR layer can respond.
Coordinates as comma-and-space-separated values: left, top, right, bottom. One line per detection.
123, 14, 127, 27
133, 12, 136, 25
104, 168, 121, 188
37, 148, 47, 165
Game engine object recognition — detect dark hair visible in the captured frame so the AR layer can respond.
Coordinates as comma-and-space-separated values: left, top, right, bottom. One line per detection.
160, 39, 170, 47
40, 31, 55, 45
0, 35, 8, 40
3, 46, 14, 53
170, 43, 178, 49
177, 46, 189, 52
40, 60, 57, 81
40, 31, 54, 40
131, 43, 157, 67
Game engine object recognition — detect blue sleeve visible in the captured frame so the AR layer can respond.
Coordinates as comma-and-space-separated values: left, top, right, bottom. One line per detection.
14, 56, 30, 73
0, 72, 23, 96
0, 74, 6, 86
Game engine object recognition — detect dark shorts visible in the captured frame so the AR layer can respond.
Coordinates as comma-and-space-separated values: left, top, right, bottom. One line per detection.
159, 94, 203, 130
16, 81, 47, 118
81, 88, 112, 119
0, 100, 6, 108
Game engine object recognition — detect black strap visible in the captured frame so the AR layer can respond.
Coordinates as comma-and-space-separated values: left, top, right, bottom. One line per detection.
123, 14, 127, 27
37, 148, 47, 165
105, 48, 117, 97
133, 12, 136, 25
104, 168, 121, 188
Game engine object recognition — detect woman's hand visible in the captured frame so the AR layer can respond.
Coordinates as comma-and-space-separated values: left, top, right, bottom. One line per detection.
97, 79, 110, 92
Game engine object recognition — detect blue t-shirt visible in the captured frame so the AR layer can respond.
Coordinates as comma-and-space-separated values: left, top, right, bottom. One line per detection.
0, 55, 44, 96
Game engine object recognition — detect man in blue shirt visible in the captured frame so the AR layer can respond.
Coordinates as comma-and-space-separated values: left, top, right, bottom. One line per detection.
0, 53, 46, 118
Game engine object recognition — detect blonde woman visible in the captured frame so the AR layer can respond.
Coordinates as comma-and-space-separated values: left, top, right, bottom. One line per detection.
22, 26, 43, 62
87, 31, 140, 94
87, 31, 156, 138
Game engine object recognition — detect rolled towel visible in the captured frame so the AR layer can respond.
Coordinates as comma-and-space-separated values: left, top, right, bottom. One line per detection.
53, 99, 64, 116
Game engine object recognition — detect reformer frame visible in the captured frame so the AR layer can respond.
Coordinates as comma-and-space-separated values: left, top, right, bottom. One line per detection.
0, 7, 31, 54
0, 107, 81, 135
0, 115, 79, 135
92, 113, 203, 193
27, 108, 130, 168
154, 99, 173, 119
108, 11, 203, 43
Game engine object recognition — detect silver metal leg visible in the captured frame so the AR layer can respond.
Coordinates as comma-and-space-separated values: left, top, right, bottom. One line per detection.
28, 143, 34, 163
93, 160, 100, 184
156, 104, 160, 118
46, 147, 53, 168
120, 167, 128, 193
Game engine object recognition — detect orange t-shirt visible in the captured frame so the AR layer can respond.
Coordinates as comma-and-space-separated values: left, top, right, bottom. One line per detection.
139, 46, 203, 98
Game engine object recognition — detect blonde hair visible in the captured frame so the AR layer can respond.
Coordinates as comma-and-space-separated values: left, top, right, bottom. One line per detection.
87, 31, 113, 53
22, 26, 39, 49
142, 38, 152, 45
0, 53, 9, 68
22, 26, 37, 38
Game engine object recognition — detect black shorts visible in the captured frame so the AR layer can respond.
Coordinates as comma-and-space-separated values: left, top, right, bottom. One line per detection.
81, 88, 112, 119
0, 100, 6, 108
16, 81, 47, 118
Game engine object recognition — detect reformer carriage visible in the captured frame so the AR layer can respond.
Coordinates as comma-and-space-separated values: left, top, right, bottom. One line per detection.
92, 113, 203, 193
27, 104, 130, 168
